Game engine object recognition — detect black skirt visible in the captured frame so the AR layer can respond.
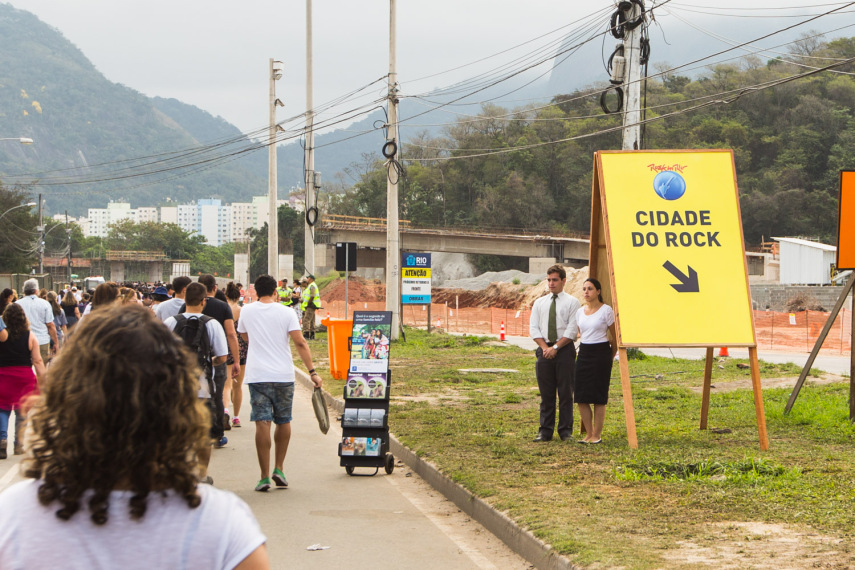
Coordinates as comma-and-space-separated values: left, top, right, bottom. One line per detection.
574, 342, 613, 405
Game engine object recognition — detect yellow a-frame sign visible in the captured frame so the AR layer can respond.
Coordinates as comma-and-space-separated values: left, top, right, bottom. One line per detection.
590, 149, 768, 450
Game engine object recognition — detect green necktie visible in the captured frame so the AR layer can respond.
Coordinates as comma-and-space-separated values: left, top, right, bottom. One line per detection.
548, 294, 558, 343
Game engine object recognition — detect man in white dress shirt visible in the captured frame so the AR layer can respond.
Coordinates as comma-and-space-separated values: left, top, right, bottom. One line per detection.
529, 265, 580, 442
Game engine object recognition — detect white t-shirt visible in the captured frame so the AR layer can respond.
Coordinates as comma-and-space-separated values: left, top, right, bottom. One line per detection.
237, 301, 301, 384
155, 297, 186, 322
0, 479, 265, 570
576, 304, 615, 344
164, 312, 228, 398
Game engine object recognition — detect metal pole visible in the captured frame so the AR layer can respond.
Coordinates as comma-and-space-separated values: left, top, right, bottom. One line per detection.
345, 246, 349, 320
65, 210, 72, 284
267, 58, 279, 278
304, 0, 316, 276
37, 193, 44, 274
621, 0, 644, 150
385, 0, 401, 339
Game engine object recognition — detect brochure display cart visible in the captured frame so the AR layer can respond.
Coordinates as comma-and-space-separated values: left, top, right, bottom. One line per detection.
338, 311, 395, 476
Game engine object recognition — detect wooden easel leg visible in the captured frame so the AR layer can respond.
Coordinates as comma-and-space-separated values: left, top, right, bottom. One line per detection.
748, 347, 769, 450
618, 348, 638, 449
786, 273, 855, 413
700, 347, 714, 430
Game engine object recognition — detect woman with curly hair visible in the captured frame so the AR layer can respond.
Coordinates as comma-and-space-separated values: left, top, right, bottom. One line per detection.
0, 304, 268, 569
0, 303, 46, 459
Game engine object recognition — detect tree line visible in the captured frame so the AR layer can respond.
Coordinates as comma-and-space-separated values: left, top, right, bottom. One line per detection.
329, 35, 855, 249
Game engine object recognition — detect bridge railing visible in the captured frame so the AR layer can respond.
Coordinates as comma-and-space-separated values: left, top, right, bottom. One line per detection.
320, 214, 587, 239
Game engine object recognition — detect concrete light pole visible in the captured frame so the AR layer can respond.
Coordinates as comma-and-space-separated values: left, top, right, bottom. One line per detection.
304, 0, 316, 277
268, 59, 284, 277
385, 0, 401, 339
621, 0, 645, 150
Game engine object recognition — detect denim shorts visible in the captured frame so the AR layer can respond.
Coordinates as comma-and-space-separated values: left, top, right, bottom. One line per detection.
248, 382, 295, 424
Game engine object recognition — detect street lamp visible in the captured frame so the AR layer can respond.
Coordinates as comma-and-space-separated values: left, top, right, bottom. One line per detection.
0, 137, 33, 145
268, 59, 284, 278
0, 202, 37, 223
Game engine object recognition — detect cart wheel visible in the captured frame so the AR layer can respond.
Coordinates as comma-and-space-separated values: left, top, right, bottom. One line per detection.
384, 453, 395, 474
345, 466, 355, 476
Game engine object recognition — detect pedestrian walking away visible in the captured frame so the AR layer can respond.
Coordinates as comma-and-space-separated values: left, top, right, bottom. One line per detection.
237, 274, 323, 492
300, 274, 321, 340
0, 303, 46, 458
529, 265, 581, 442
164, 282, 229, 483
0, 303, 269, 569
15, 279, 57, 365
179, 275, 241, 448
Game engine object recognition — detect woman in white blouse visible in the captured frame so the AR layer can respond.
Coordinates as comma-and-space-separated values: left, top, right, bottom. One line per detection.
575, 278, 617, 444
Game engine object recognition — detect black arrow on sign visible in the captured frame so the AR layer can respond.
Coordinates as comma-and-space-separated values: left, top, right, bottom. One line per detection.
663, 261, 699, 292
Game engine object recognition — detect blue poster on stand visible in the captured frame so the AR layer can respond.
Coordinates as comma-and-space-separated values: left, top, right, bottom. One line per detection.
401, 252, 431, 304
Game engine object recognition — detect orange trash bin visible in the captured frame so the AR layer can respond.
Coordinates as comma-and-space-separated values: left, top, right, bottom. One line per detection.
321, 317, 353, 380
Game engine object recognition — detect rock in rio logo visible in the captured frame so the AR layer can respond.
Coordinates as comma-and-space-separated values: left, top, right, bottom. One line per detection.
652, 170, 687, 201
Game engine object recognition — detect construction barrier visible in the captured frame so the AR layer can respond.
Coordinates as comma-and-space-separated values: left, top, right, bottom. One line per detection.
319, 301, 853, 354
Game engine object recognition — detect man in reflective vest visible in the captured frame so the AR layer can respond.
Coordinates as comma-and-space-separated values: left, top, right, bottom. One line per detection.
277, 278, 292, 307
300, 274, 321, 339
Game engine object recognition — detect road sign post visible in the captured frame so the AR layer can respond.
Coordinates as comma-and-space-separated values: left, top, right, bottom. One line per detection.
591, 149, 767, 449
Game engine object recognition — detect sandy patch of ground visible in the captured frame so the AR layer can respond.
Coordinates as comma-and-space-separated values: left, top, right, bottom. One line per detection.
662, 521, 852, 568
688, 372, 846, 394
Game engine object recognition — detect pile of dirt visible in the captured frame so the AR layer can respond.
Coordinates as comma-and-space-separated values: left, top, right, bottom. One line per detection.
319, 265, 592, 309
321, 278, 386, 302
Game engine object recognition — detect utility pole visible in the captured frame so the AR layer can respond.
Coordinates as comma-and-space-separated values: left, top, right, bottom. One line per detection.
621, 0, 645, 151
304, 0, 316, 277
37, 193, 44, 274
268, 59, 284, 278
385, 0, 401, 339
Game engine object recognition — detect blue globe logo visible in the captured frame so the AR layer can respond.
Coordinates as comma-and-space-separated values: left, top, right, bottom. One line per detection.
653, 171, 687, 201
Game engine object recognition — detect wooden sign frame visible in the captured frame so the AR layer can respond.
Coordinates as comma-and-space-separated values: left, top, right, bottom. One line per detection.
590, 150, 768, 450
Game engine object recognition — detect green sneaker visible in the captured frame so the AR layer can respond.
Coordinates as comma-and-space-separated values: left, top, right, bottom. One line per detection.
255, 477, 272, 492
272, 468, 288, 487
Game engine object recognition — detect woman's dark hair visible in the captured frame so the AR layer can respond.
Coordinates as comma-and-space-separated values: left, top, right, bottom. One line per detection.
214, 290, 227, 303
23, 304, 208, 525
2, 303, 30, 339
225, 282, 240, 302
0, 288, 15, 313
585, 278, 605, 303
91, 283, 119, 310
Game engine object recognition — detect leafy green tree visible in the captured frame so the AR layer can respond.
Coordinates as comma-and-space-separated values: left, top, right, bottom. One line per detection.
0, 184, 38, 273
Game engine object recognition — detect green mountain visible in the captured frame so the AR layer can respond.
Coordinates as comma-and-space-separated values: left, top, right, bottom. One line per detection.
0, 4, 276, 216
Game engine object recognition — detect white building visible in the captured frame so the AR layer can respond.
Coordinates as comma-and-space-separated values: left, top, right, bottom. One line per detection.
773, 237, 837, 285
231, 202, 255, 243
86, 201, 133, 238
135, 207, 158, 224
160, 206, 178, 225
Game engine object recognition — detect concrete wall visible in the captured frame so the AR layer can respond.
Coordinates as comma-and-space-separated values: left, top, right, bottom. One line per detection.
750, 284, 851, 312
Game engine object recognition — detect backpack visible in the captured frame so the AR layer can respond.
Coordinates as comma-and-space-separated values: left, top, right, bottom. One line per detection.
173, 314, 215, 397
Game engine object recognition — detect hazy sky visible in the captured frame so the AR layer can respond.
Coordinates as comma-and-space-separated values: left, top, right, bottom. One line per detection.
6, 1, 855, 135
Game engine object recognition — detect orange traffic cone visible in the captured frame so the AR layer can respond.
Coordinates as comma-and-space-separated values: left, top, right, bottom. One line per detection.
500, 320, 506, 341
326, 311, 330, 321
718, 347, 729, 357
436, 317, 442, 329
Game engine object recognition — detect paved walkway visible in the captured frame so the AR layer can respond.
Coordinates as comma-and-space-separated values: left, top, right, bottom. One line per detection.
0, 379, 528, 570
